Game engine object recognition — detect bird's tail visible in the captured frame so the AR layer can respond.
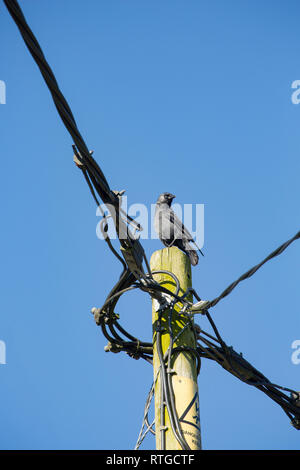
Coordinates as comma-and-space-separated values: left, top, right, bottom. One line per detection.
185, 247, 199, 266
180, 239, 199, 266
192, 240, 204, 257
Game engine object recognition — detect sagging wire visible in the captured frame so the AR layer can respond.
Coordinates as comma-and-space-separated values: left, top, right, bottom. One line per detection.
195, 322, 300, 430
90, 213, 153, 363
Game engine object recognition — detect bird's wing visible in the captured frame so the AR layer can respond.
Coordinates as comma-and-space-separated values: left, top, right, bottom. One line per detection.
155, 206, 204, 256
166, 208, 204, 256
167, 208, 194, 241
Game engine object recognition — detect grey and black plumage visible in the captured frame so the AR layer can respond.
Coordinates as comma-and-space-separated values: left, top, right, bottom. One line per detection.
154, 192, 204, 266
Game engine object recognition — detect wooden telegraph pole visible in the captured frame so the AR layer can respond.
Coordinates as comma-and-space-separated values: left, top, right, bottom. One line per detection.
150, 246, 201, 450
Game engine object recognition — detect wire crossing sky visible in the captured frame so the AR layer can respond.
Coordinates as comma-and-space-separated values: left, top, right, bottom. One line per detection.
0, 0, 300, 450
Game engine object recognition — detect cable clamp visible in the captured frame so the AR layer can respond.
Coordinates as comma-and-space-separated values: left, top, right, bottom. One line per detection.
91, 307, 104, 325
291, 418, 300, 430
189, 300, 210, 314
153, 294, 173, 313
104, 341, 123, 354
291, 392, 300, 406
159, 425, 168, 431
91, 307, 119, 326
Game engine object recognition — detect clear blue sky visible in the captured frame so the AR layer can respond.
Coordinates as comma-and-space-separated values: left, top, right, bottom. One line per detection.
0, 0, 299, 450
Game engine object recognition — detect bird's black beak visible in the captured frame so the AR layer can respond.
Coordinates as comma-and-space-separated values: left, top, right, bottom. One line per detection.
169, 194, 175, 200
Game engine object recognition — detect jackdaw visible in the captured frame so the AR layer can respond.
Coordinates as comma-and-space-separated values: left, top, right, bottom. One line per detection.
154, 192, 204, 266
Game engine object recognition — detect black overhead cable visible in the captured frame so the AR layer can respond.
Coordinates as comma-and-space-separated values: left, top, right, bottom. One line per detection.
3, 0, 125, 214
191, 229, 300, 312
